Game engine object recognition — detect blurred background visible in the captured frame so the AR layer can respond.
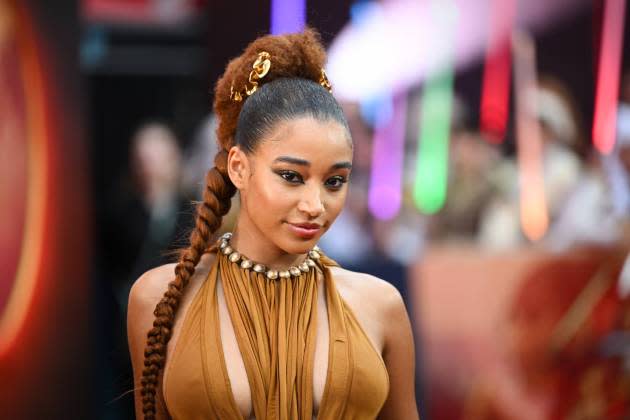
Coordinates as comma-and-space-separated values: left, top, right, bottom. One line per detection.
1, 0, 629, 418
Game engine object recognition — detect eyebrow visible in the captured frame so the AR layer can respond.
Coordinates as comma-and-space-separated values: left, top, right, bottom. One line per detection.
273, 156, 352, 171
331, 161, 353, 170
274, 156, 310, 166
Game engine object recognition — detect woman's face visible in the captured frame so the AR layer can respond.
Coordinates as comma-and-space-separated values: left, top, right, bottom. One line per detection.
230, 116, 352, 255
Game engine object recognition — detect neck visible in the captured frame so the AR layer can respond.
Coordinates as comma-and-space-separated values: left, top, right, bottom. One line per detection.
229, 216, 308, 270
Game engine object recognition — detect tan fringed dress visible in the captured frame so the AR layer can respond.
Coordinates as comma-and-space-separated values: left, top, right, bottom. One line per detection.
162, 247, 389, 419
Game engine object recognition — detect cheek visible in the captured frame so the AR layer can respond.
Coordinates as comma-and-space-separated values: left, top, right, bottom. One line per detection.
323, 189, 348, 221
245, 175, 296, 221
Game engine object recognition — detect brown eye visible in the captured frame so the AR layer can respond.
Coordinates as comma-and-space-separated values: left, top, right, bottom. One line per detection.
325, 176, 347, 190
277, 170, 304, 184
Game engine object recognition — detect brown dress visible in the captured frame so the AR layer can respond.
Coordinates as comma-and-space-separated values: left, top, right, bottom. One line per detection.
163, 250, 390, 419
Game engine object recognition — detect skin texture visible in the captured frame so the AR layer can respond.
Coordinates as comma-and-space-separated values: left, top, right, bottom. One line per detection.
128, 117, 419, 419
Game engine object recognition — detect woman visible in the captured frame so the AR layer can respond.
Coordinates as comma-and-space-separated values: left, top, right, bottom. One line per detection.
127, 29, 418, 420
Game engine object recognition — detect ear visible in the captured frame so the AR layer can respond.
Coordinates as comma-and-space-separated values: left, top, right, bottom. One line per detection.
227, 146, 250, 190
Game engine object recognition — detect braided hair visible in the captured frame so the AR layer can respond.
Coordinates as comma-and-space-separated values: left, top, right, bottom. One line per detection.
138, 28, 350, 419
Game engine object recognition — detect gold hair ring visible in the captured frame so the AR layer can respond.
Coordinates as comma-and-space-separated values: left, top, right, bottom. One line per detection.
246, 51, 271, 95
229, 50, 333, 102
230, 85, 243, 102
319, 68, 332, 92
230, 51, 271, 102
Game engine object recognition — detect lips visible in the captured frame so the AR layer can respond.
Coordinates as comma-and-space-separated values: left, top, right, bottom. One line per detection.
291, 222, 322, 229
286, 222, 323, 239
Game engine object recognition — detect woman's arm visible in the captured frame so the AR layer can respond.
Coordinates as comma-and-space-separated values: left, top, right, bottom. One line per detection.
127, 266, 175, 420
377, 285, 420, 420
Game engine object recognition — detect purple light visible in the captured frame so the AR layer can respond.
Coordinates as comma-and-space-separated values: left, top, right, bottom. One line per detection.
368, 93, 407, 220
271, 0, 306, 35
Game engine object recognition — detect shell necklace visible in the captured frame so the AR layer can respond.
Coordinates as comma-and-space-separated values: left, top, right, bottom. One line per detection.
217, 232, 322, 280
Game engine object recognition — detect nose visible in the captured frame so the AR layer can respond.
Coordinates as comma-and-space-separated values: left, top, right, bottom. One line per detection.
297, 183, 325, 218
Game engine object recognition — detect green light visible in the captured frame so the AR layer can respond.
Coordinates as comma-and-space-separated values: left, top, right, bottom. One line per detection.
413, 71, 454, 214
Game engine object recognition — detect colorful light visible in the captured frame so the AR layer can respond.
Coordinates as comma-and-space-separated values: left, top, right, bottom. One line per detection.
413, 1, 457, 215
512, 31, 548, 241
593, 0, 626, 154
413, 71, 454, 214
479, 0, 515, 144
270, 0, 306, 35
368, 93, 407, 220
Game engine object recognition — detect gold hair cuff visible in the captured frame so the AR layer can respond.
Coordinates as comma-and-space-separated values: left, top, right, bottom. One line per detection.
319, 68, 332, 92
230, 51, 333, 102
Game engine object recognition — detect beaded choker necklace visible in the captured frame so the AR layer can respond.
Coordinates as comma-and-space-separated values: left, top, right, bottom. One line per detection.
217, 232, 321, 280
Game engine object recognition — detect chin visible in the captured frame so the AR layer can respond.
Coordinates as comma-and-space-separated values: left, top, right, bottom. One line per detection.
279, 232, 323, 255
277, 222, 327, 254
280, 237, 318, 255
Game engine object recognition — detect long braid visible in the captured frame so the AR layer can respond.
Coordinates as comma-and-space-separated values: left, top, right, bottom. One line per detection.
139, 150, 236, 419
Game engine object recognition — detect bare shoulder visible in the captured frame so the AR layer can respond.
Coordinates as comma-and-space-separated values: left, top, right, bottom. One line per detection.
330, 266, 419, 418
127, 252, 215, 419
328, 265, 409, 356
128, 263, 178, 314
127, 252, 215, 320
329, 265, 406, 319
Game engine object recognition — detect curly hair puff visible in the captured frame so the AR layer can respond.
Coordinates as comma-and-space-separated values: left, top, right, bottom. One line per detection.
137, 28, 347, 420
214, 28, 329, 152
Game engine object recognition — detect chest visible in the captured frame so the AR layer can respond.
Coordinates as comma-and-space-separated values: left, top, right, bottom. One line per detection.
163, 272, 387, 420
216, 278, 331, 419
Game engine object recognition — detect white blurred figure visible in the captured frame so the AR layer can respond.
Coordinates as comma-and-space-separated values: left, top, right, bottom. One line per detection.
479, 78, 584, 249
536, 81, 583, 216
605, 100, 630, 218
547, 74, 630, 251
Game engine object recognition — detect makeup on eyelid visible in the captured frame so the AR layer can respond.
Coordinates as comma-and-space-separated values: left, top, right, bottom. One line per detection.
273, 168, 348, 189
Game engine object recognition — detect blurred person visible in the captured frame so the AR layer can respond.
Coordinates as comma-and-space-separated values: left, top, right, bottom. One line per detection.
102, 122, 193, 307
546, 71, 630, 251
546, 147, 627, 251
536, 78, 586, 207
127, 30, 419, 420
181, 113, 239, 234
478, 77, 584, 249
463, 245, 630, 420
427, 129, 503, 242
96, 122, 194, 418
604, 69, 630, 219
181, 114, 220, 198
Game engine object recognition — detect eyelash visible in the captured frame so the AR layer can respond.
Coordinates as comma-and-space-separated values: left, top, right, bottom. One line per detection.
276, 170, 348, 190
